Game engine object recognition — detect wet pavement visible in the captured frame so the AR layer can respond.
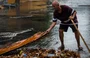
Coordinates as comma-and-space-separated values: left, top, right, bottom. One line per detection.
0, 0, 90, 58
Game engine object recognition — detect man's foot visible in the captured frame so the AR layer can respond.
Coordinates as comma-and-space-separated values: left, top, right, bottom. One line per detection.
78, 46, 83, 51
58, 46, 65, 50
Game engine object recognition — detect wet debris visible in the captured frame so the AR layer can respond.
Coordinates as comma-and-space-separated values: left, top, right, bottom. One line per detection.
0, 48, 80, 58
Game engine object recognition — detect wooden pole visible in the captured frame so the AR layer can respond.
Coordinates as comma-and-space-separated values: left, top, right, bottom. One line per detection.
71, 19, 90, 53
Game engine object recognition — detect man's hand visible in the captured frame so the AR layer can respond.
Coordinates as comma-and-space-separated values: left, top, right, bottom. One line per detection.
69, 11, 77, 20
43, 29, 50, 35
69, 16, 74, 20
42, 29, 50, 36
46, 28, 51, 33
43, 22, 56, 35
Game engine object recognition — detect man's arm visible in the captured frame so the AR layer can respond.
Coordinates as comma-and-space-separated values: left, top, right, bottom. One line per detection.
69, 11, 77, 20
43, 22, 56, 35
64, 10, 77, 23
46, 22, 56, 33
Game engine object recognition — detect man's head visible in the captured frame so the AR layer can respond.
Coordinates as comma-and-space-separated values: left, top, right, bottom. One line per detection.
52, 1, 60, 10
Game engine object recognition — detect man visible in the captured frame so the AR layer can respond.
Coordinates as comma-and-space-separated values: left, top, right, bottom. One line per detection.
46, 1, 83, 51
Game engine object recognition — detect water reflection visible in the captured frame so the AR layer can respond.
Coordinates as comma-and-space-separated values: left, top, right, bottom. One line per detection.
7, 17, 50, 32
7, 0, 49, 16
0, 0, 52, 45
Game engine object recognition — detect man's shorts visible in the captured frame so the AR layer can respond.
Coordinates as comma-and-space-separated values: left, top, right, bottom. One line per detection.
59, 24, 78, 32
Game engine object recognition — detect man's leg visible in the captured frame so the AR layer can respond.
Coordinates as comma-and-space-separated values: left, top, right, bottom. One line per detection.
58, 24, 68, 50
70, 24, 83, 51
74, 31, 83, 50
59, 29, 65, 50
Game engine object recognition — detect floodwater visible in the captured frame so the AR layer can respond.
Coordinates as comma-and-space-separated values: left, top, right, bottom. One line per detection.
0, 0, 90, 58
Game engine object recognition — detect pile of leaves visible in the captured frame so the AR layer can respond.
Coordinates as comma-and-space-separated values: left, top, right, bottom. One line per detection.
0, 48, 80, 58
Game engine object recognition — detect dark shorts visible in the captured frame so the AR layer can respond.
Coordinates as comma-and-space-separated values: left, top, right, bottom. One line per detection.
59, 24, 78, 32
